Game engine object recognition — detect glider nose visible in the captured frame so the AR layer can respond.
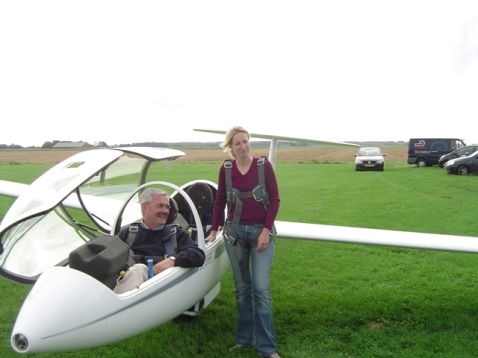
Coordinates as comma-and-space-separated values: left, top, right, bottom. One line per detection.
12, 333, 29, 353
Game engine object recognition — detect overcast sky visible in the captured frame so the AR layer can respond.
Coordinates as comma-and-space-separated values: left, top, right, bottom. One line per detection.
1, 1, 478, 147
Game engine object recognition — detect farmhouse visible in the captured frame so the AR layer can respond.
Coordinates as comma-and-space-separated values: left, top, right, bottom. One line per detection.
52, 142, 91, 149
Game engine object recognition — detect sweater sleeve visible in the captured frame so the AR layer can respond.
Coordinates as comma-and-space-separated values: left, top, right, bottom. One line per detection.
211, 164, 227, 231
174, 228, 206, 267
262, 160, 280, 231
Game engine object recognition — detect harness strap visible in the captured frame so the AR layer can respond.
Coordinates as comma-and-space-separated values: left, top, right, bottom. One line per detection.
161, 225, 177, 257
230, 189, 243, 227
236, 240, 257, 279
125, 223, 178, 265
257, 156, 270, 211
130, 255, 167, 264
126, 223, 139, 247
224, 156, 271, 226
224, 159, 233, 205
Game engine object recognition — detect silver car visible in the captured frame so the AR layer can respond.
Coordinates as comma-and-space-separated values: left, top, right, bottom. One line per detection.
354, 147, 386, 171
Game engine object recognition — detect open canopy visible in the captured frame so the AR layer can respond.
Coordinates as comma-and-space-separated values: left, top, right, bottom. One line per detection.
0, 147, 185, 284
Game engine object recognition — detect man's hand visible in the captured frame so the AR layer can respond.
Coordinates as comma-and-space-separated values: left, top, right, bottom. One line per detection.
153, 258, 175, 275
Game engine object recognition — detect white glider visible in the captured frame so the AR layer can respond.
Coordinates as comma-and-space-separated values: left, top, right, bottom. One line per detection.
0, 147, 229, 354
0, 136, 477, 354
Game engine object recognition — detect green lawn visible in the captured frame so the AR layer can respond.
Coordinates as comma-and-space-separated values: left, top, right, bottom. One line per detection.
1, 160, 478, 357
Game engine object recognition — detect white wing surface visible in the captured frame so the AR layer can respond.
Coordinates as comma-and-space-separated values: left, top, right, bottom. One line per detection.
194, 128, 359, 165
0, 180, 29, 198
276, 221, 478, 253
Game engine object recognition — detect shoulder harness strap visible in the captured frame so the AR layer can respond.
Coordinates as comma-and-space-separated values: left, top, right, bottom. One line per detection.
162, 224, 178, 258
224, 159, 234, 207
256, 156, 270, 211
126, 222, 140, 247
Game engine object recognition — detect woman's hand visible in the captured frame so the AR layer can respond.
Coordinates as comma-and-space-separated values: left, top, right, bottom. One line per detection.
257, 228, 271, 252
207, 230, 218, 243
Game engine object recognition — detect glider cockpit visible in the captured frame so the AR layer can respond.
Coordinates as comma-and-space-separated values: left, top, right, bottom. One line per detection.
0, 147, 215, 285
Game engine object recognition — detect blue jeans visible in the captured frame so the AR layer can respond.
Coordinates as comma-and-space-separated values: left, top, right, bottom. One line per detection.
224, 222, 276, 357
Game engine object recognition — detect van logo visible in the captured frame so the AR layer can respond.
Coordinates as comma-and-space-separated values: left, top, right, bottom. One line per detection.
414, 140, 426, 148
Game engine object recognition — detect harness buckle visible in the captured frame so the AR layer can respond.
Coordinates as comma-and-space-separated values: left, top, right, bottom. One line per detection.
223, 226, 238, 246
252, 185, 264, 202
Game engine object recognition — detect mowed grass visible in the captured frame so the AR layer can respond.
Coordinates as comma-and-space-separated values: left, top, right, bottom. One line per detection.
1, 160, 478, 357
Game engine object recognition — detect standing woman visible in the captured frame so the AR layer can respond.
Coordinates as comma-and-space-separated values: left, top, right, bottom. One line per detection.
208, 126, 281, 358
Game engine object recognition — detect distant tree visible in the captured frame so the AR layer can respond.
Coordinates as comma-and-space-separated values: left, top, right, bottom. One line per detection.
95, 141, 108, 148
42, 141, 53, 148
0, 144, 23, 149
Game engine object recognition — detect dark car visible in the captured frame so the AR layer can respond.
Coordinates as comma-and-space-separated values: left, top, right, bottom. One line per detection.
445, 150, 478, 175
407, 138, 467, 167
438, 145, 478, 168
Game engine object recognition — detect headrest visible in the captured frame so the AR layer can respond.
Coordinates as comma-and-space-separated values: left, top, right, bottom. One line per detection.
186, 182, 214, 213
166, 197, 179, 224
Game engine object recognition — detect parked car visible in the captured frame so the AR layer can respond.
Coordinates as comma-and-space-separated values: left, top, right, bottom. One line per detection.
438, 145, 478, 167
445, 150, 478, 175
407, 138, 467, 167
354, 147, 385, 171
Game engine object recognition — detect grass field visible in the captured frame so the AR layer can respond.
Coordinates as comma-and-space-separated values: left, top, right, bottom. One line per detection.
1, 156, 478, 357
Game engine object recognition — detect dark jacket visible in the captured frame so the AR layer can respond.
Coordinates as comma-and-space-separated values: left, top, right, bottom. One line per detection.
118, 224, 205, 268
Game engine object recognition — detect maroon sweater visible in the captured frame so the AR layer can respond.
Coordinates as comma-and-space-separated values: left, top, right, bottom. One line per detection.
211, 157, 280, 231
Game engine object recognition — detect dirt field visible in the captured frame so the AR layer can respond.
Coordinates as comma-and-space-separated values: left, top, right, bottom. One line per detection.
0, 147, 408, 164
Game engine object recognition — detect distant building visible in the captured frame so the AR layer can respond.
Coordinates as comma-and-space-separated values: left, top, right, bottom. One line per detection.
52, 142, 92, 149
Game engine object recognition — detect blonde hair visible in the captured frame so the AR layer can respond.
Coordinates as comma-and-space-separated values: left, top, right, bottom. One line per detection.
221, 126, 250, 158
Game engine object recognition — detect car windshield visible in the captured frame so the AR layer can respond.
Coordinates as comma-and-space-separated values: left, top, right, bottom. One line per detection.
358, 149, 381, 156
457, 147, 478, 156
467, 150, 478, 157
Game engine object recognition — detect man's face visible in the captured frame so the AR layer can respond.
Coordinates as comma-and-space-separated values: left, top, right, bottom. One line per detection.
141, 194, 170, 228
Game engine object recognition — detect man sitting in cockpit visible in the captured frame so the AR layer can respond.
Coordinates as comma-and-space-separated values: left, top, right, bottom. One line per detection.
113, 188, 205, 294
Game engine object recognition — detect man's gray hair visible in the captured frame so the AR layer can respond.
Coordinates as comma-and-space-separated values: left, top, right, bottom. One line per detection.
139, 188, 169, 204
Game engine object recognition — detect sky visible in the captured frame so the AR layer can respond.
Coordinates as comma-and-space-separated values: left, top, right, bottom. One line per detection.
1, 1, 478, 147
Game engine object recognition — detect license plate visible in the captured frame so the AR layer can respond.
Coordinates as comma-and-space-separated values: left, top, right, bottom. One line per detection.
365, 164, 374, 167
